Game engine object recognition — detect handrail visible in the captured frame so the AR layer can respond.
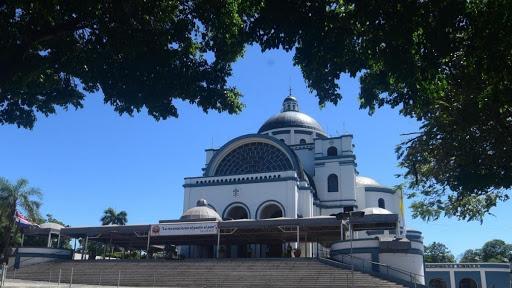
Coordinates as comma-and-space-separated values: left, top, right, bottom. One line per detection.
352, 254, 424, 278
319, 247, 425, 287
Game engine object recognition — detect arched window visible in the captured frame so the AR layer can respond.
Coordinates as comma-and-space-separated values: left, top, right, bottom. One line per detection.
378, 198, 385, 209
299, 139, 306, 144
429, 278, 447, 288
327, 146, 338, 156
224, 205, 249, 220
259, 203, 284, 219
328, 174, 339, 192
459, 278, 477, 288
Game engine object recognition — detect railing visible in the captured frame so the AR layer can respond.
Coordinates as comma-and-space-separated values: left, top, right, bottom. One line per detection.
318, 247, 425, 288
4, 266, 170, 287
1, 253, 426, 288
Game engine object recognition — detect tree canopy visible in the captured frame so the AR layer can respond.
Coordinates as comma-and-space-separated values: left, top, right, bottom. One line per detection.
1, 0, 510, 221
424, 242, 456, 263
101, 207, 128, 225
460, 249, 482, 263
0, 177, 42, 263
0, 1, 247, 129
460, 239, 512, 263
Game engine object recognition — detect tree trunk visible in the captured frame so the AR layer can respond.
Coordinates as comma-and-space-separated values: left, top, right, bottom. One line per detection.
1, 203, 16, 264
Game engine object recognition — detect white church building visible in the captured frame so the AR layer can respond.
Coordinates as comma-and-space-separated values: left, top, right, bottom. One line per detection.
183, 95, 403, 229
14, 94, 511, 288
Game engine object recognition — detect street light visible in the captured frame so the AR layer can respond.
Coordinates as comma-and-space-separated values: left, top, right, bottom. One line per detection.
336, 211, 365, 287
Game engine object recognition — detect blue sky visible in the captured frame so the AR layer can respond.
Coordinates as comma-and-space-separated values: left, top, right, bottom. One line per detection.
1, 46, 509, 258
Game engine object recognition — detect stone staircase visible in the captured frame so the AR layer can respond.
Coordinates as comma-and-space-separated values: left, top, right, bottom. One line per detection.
7, 258, 406, 287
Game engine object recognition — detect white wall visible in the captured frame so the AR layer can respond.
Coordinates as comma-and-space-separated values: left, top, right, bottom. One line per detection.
313, 136, 356, 209
15, 247, 72, 268
184, 171, 299, 219
293, 147, 315, 176
355, 186, 366, 210
380, 253, 425, 284
314, 162, 356, 204
331, 239, 425, 285
314, 135, 353, 155
365, 191, 399, 214
298, 187, 314, 217
265, 128, 318, 145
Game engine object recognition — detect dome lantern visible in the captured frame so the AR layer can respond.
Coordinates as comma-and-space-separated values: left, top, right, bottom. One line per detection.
282, 95, 299, 112
258, 94, 326, 137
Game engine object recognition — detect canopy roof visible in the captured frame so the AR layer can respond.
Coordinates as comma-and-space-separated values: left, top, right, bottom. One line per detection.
54, 214, 398, 249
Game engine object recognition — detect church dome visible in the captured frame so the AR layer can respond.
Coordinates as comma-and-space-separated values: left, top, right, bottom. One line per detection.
258, 95, 326, 136
356, 176, 381, 187
181, 199, 221, 221
40, 222, 65, 230
361, 207, 393, 215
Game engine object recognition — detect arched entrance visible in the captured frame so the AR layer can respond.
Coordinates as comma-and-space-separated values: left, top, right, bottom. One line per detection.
459, 278, 477, 288
429, 278, 448, 288
224, 205, 249, 220
223, 204, 250, 258
259, 203, 283, 219
258, 202, 285, 257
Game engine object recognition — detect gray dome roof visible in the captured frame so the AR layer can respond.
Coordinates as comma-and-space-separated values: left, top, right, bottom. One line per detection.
180, 199, 221, 221
361, 207, 393, 215
283, 95, 297, 103
258, 95, 327, 136
258, 111, 326, 135
40, 222, 65, 230
356, 176, 382, 187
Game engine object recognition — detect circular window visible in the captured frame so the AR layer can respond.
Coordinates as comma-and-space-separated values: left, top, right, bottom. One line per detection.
214, 142, 293, 176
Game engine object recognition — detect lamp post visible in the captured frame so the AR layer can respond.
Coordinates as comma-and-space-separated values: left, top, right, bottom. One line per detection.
337, 211, 365, 288
348, 211, 365, 287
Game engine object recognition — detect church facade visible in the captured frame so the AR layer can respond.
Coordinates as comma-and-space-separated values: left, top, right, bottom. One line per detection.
183, 95, 404, 232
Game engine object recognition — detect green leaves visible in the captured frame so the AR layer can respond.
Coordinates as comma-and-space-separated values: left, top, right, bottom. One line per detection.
0, 177, 42, 223
460, 239, 512, 263
0, 177, 43, 262
1, 0, 253, 128
424, 242, 456, 263
101, 207, 128, 225
1, 1, 510, 221
248, 1, 510, 222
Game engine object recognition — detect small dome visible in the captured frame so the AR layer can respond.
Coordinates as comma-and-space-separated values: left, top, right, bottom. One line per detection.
181, 199, 221, 221
356, 176, 381, 186
361, 207, 393, 215
40, 222, 65, 230
283, 95, 297, 103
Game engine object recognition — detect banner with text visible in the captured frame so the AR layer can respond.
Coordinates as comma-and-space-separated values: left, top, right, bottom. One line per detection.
150, 222, 218, 236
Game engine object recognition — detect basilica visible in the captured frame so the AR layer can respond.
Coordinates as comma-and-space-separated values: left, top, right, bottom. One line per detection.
16, 94, 511, 288
183, 95, 404, 229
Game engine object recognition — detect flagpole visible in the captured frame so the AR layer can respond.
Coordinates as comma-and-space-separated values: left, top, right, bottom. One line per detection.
399, 188, 405, 237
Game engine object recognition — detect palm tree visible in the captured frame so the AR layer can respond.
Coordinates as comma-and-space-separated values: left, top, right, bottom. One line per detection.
101, 207, 127, 225
100, 208, 127, 259
115, 210, 127, 225
0, 177, 42, 263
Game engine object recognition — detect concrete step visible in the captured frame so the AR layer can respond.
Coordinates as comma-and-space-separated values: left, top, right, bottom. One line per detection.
8, 259, 406, 287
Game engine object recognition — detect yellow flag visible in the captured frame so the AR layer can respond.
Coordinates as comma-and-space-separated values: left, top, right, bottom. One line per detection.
400, 189, 405, 218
